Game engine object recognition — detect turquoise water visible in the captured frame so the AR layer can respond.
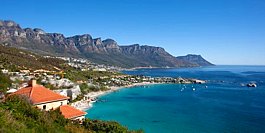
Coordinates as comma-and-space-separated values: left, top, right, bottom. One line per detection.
86, 66, 265, 133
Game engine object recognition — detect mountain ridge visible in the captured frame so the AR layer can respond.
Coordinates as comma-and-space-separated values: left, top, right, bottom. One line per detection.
176, 54, 214, 66
0, 20, 212, 68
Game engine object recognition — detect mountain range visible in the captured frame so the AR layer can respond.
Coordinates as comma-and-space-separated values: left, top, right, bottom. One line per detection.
0, 20, 214, 68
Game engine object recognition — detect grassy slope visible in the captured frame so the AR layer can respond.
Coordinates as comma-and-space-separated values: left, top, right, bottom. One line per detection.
0, 45, 66, 71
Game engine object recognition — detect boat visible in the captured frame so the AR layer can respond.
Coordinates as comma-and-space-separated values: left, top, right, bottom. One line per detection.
247, 83, 257, 88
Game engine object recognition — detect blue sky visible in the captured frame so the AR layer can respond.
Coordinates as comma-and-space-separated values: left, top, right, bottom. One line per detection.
1, 0, 265, 65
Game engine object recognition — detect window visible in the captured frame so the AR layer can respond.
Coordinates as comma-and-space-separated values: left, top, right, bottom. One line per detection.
43, 105, 46, 110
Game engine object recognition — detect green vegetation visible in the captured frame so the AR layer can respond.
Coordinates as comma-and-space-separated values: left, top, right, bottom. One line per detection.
0, 95, 143, 133
80, 83, 108, 94
80, 83, 90, 93
64, 68, 91, 81
0, 95, 75, 133
0, 71, 12, 93
65, 68, 122, 82
70, 94, 85, 103
83, 119, 143, 133
65, 68, 122, 93
0, 45, 66, 71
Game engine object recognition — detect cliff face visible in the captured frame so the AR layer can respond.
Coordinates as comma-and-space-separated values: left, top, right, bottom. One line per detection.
0, 20, 204, 68
176, 54, 214, 66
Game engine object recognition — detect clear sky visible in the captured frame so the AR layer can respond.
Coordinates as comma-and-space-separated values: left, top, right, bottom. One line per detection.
1, 0, 265, 65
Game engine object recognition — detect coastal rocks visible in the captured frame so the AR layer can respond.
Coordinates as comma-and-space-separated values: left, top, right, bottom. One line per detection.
178, 78, 206, 84
190, 79, 206, 84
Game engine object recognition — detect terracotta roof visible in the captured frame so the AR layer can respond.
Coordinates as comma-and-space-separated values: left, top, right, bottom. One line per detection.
60, 105, 87, 119
13, 84, 69, 105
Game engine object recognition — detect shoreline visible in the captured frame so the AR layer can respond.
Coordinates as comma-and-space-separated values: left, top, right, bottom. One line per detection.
123, 65, 207, 71
71, 82, 160, 111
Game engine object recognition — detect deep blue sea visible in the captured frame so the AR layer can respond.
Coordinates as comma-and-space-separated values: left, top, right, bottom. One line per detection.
86, 65, 265, 133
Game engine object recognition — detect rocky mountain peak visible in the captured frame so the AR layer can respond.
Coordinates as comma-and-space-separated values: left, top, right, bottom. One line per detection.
132, 44, 140, 47
33, 28, 46, 34
67, 34, 93, 46
102, 39, 118, 47
80, 34, 92, 39
0, 20, 213, 68
0, 20, 19, 27
176, 54, 214, 66
49, 33, 64, 38
93, 38, 102, 45
24, 28, 33, 32
186, 54, 202, 57
101, 39, 120, 53
102, 39, 116, 44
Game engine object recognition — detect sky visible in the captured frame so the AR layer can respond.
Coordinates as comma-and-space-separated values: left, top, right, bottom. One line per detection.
1, 0, 265, 65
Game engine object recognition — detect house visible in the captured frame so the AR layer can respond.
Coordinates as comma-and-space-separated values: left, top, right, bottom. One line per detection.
93, 68, 106, 72
12, 80, 86, 120
19, 69, 30, 73
60, 105, 87, 121
12, 80, 69, 111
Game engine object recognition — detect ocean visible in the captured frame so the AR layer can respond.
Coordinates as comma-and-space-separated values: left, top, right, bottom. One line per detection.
86, 65, 265, 133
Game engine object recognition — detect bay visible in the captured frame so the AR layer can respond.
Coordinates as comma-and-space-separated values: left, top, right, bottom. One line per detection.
86, 65, 265, 133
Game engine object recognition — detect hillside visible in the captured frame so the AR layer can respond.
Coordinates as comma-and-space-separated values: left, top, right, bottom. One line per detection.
0, 45, 65, 71
176, 54, 214, 66
0, 95, 142, 133
0, 20, 198, 68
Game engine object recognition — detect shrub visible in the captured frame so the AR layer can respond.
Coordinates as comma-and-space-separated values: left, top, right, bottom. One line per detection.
0, 95, 142, 133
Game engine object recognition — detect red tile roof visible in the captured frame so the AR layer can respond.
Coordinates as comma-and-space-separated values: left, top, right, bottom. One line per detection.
60, 105, 87, 119
13, 84, 69, 105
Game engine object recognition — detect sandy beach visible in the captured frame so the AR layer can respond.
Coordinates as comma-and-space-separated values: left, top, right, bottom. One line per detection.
71, 82, 159, 111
